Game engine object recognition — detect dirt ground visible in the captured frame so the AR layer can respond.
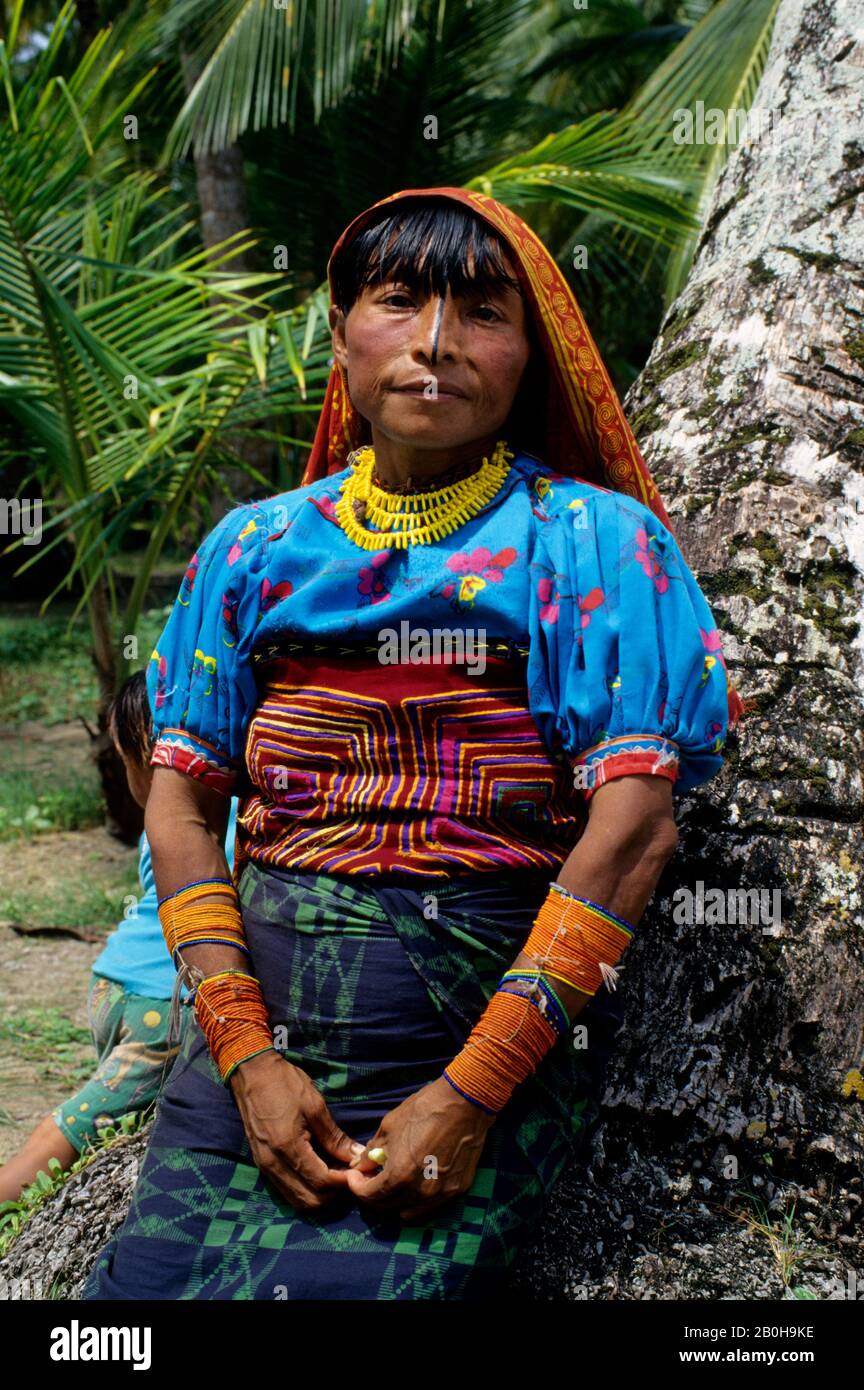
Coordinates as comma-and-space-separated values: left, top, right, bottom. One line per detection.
0, 825, 138, 1164
1, 717, 94, 778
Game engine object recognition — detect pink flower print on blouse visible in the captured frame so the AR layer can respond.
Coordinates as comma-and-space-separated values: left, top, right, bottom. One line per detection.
705, 718, 725, 751
259, 577, 293, 615
538, 576, 560, 624
153, 651, 169, 709
310, 494, 338, 524
442, 546, 517, 609
699, 626, 726, 686
577, 588, 604, 629
447, 546, 517, 583
357, 550, 391, 605
538, 579, 604, 633
635, 527, 669, 593
222, 594, 239, 647
178, 553, 199, 607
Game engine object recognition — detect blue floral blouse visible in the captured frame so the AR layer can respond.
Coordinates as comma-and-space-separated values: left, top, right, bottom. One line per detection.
146, 451, 731, 813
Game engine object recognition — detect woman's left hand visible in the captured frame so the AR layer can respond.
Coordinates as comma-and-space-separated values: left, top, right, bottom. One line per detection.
343, 1076, 496, 1221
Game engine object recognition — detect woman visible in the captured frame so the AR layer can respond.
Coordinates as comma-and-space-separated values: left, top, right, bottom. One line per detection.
83, 187, 743, 1301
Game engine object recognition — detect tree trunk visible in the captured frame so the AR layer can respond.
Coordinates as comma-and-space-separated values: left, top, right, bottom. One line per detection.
2, 0, 861, 1302
509, 0, 864, 1299
178, 47, 276, 512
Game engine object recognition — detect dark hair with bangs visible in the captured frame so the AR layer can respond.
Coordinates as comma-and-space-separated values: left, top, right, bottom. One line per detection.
331, 198, 548, 459
331, 200, 524, 316
108, 669, 154, 768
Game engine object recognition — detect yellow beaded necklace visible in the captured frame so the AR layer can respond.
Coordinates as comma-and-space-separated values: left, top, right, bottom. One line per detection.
335, 438, 514, 550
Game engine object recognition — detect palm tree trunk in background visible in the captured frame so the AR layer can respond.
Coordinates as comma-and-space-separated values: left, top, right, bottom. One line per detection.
75, 0, 102, 48
190, 140, 256, 277
512, 0, 864, 1299
179, 47, 276, 514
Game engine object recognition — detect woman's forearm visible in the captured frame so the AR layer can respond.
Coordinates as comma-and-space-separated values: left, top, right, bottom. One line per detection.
510, 782, 677, 1026
146, 773, 286, 1085
442, 774, 678, 1113
146, 766, 232, 899
510, 773, 678, 1026
146, 768, 257, 1024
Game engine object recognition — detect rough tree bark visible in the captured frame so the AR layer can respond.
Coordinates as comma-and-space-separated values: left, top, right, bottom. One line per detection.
1, 0, 861, 1302
509, 0, 864, 1299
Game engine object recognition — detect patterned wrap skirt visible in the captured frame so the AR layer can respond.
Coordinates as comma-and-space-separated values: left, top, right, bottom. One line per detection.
83, 862, 625, 1301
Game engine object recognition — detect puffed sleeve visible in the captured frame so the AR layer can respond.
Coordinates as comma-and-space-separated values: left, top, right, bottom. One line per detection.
146, 505, 265, 796
527, 490, 733, 799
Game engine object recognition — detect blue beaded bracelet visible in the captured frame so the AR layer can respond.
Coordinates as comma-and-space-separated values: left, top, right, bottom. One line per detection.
497, 971, 570, 1039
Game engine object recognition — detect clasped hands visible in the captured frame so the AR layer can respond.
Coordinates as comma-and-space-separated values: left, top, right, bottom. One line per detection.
230, 1050, 495, 1222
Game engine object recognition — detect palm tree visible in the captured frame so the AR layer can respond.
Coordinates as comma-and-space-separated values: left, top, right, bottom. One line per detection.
158, 0, 781, 383
0, 1, 328, 832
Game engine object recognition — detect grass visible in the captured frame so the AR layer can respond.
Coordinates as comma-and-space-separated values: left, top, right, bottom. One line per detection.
0, 603, 173, 727
0, 855, 139, 931
731, 1182, 830, 1298
0, 611, 97, 725
0, 601, 172, 842
0, 1008, 93, 1088
0, 770, 105, 842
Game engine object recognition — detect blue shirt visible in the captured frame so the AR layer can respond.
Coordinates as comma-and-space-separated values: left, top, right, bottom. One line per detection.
146, 451, 733, 810
92, 798, 238, 999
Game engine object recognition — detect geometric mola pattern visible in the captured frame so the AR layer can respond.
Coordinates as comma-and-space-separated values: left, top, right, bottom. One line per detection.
240, 647, 587, 878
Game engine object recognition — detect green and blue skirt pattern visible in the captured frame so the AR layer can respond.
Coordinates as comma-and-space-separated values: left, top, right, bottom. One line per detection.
83, 863, 624, 1300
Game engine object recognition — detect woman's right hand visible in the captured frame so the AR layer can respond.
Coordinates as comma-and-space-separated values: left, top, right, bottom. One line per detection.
229, 1050, 363, 1212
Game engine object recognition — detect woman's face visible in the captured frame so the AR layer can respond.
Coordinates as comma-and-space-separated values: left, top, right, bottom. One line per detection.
330, 246, 532, 454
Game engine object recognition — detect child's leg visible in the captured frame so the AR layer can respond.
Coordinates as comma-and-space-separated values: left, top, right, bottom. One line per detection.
0, 1116, 78, 1204
85, 989, 185, 1125
51, 987, 184, 1158
0, 974, 125, 1204
0, 973, 129, 1200
0, 981, 184, 1205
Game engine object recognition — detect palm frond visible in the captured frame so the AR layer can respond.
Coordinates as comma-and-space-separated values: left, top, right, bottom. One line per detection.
0, 13, 332, 648
161, 0, 434, 160
623, 0, 783, 299
468, 111, 701, 248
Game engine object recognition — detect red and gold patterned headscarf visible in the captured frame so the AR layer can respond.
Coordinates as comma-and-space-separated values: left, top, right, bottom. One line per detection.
302, 187, 744, 726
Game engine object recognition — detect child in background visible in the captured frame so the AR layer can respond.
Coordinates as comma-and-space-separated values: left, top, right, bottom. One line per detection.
0, 670, 238, 1204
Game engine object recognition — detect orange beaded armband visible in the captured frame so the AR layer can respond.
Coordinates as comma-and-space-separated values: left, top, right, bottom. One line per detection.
443, 991, 558, 1114
193, 971, 275, 1084
442, 883, 635, 1114
527, 883, 633, 996
156, 879, 250, 966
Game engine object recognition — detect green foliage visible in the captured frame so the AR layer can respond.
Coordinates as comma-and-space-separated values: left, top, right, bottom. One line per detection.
0, 1008, 91, 1054
0, 615, 84, 668
0, 2, 331, 716
0, 848, 138, 921
0, 780, 104, 839
0, 0, 783, 732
